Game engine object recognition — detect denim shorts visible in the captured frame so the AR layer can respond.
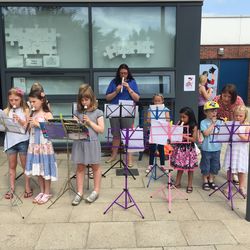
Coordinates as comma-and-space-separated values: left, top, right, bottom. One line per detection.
6, 140, 29, 155
200, 150, 221, 175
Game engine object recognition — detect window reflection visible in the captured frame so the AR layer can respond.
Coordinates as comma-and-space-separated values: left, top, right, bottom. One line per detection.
4, 7, 89, 68
92, 7, 176, 68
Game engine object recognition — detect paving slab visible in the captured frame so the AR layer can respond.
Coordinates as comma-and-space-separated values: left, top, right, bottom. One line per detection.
87, 222, 136, 248
35, 223, 89, 249
180, 221, 237, 245
222, 219, 250, 244
135, 221, 187, 247
0, 224, 44, 249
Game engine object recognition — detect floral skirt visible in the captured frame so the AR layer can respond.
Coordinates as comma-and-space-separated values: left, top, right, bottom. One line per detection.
170, 143, 198, 171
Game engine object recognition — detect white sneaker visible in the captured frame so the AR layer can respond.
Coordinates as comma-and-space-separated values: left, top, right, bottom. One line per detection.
72, 192, 83, 206
86, 191, 99, 203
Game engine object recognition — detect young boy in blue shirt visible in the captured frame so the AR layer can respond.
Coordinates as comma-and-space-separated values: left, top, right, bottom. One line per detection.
200, 101, 223, 191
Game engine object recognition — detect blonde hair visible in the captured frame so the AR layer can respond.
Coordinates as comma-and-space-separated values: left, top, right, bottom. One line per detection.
6, 87, 28, 115
199, 75, 207, 85
233, 105, 248, 124
30, 82, 44, 92
77, 84, 97, 112
152, 93, 164, 104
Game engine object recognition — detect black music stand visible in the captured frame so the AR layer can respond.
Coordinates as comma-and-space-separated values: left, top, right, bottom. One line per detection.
102, 102, 137, 179
39, 119, 89, 208
209, 121, 250, 210
0, 109, 25, 218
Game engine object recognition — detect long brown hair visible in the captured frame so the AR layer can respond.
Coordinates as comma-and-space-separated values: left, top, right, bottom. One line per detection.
28, 88, 50, 113
77, 84, 97, 112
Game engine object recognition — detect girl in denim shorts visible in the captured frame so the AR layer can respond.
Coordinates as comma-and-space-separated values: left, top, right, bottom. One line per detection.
3, 87, 32, 199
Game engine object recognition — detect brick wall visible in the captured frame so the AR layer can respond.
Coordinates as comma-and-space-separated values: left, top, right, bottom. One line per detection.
200, 45, 250, 105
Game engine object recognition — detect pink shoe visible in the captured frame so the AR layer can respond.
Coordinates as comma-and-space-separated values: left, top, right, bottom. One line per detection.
37, 194, 52, 205
32, 193, 44, 204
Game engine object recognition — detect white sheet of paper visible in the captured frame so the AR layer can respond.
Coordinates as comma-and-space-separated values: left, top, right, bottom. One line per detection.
212, 121, 240, 142
105, 100, 137, 118
0, 109, 25, 133
149, 119, 169, 145
149, 104, 168, 120
121, 127, 144, 152
170, 125, 184, 142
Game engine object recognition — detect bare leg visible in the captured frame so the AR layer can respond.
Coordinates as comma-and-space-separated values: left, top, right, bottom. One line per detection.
187, 171, 193, 188
110, 137, 119, 159
128, 153, 133, 166
91, 164, 101, 193
75, 164, 86, 195
44, 179, 51, 195
238, 172, 245, 189
19, 153, 31, 193
175, 170, 183, 187
8, 153, 17, 191
38, 176, 45, 193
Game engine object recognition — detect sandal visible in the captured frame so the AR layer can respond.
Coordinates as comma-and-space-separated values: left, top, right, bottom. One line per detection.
37, 194, 52, 205
202, 182, 210, 191
208, 181, 219, 190
186, 186, 193, 193
174, 183, 181, 189
24, 189, 33, 198
5, 191, 14, 199
32, 193, 44, 204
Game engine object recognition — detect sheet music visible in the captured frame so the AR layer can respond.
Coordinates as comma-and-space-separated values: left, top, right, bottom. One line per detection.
149, 119, 169, 145
0, 109, 25, 133
121, 127, 144, 152
170, 125, 184, 142
149, 104, 169, 120
105, 100, 136, 118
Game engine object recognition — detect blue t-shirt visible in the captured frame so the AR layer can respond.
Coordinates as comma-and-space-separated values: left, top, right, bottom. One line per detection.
200, 118, 223, 152
106, 78, 140, 104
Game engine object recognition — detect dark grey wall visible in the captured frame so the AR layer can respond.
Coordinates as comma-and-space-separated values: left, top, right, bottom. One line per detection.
175, 4, 202, 122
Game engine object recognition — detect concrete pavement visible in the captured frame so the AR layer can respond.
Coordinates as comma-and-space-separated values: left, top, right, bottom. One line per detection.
0, 147, 250, 250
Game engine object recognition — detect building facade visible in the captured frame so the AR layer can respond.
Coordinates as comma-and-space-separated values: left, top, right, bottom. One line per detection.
0, 0, 203, 125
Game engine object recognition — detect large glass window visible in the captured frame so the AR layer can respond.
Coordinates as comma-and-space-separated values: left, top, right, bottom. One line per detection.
92, 7, 176, 68
3, 7, 89, 68
94, 71, 175, 98
12, 76, 86, 95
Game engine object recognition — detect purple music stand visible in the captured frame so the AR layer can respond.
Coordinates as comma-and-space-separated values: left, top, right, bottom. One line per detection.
103, 127, 144, 219
209, 121, 250, 210
102, 102, 137, 179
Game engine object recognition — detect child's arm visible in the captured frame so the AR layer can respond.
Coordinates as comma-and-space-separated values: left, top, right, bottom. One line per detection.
237, 125, 250, 141
165, 111, 170, 121
183, 125, 198, 143
44, 112, 53, 120
202, 120, 216, 137
85, 115, 105, 134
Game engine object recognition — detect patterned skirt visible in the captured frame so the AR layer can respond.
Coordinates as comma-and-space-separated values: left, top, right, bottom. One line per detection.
170, 143, 198, 171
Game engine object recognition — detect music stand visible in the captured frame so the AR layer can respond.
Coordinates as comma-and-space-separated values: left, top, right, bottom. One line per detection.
102, 101, 137, 179
104, 126, 144, 218
209, 121, 250, 210
0, 109, 25, 218
150, 123, 189, 213
145, 105, 170, 186
39, 119, 89, 208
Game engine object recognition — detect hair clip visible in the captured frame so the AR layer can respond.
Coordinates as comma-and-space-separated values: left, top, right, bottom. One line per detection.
16, 88, 24, 96
40, 92, 45, 97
